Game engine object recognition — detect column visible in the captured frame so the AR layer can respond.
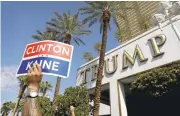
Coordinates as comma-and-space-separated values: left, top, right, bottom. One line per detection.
110, 79, 128, 116
119, 81, 128, 116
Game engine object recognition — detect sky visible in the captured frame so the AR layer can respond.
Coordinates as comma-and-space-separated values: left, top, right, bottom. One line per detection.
1, 1, 119, 105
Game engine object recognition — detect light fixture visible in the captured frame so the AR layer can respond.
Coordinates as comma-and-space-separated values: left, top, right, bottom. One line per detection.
151, 1, 180, 41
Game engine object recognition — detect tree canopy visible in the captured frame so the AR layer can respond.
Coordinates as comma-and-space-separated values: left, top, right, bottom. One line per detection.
17, 75, 27, 87
55, 86, 90, 116
1, 101, 15, 116
79, 1, 126, 33
47, 11, 91, 45
83, 52, 94, 62
38, 96, 52, 116
40, 81, 53, 97
32, 29, 61, 41
94, 42, 101, 55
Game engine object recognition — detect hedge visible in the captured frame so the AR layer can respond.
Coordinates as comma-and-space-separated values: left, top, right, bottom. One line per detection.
130, 60, 180, 97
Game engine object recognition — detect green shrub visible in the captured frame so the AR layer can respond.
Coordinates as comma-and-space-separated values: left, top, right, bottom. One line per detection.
38, 96, 52, 116
56, 86, 90, 116
130, 60, 180, 97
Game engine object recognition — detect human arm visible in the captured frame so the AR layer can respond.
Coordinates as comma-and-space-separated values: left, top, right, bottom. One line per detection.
21, 63, 42, 116
70, 105, 75, 116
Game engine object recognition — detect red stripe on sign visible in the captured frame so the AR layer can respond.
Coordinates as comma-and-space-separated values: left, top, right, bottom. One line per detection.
23, 41, 72, 59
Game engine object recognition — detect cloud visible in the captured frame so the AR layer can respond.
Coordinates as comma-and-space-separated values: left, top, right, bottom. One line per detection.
0, 66, 19, 92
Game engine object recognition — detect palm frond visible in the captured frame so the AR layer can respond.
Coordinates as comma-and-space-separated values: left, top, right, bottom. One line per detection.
73, 38, 80, 46
115, 28, 129, 43
82, 12, 101, 25
46, 22, 59, 28
75, 37, 86, 45
100, 23, 103, 34
94, 42, 101, 53
17, 75, 27, 86
88, 17, 99, 27
108, 23, 111, 31
32, 35, 42, 41
40, 81, 53, 93
79, 1, 127, 33
32, 29, 61, 41
138, 14, 151, 31
80, 10, 94, 15
36, 30, 43, 36
47, 11, 91, 46
72, 11, 79, 26
72, 30, 91, 36
54, 12, 64, 21
83, 52, 94, 62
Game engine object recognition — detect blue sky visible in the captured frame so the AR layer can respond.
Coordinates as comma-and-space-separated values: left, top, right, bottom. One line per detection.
1, 1, 119, 103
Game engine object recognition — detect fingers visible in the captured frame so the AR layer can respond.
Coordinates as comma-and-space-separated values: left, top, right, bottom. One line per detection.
28, 63, 42, 76
29, 67, 33, 73
33, 63, 38, 73
27, 70, 31, 77
36, 64, 42, 73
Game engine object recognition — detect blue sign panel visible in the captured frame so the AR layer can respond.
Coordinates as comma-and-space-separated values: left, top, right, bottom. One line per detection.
17, 57, 70, 77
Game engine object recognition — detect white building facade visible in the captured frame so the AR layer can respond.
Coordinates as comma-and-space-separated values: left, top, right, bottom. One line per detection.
76, 16, 180, 116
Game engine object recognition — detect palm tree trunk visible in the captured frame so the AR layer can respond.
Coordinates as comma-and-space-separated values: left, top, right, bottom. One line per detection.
93, 14, 109, 116
47, 39, 61, 113
52, 77, 61, 112
43, 89, 46, 97
12, 97, 20, 116
12, 84, 26, 116
52, 33, 71, 114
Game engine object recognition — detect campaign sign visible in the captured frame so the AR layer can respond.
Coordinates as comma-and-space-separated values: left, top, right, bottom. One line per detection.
17, 40, 74, 78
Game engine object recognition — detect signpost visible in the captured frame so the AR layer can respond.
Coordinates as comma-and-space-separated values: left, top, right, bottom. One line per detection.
17, 40, 74, 78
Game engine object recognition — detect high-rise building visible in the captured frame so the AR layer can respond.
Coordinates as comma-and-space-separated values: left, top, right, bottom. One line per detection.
116, 1, 159, 43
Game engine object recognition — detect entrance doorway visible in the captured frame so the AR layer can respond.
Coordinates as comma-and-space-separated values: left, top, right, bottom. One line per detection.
121, 80, 180, 116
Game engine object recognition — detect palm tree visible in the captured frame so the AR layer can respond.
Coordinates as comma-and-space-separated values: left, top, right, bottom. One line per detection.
83, 52, 94, 62
94, 42, 101, 55
1, 101, 15, 116
132, 2, 151, 32
40, 81, 53, 97
115, 28, 129, 44
47, 11, 91, 112
12, 75, 27, 116
79, 1, 124, 115
137, 14, 151, 31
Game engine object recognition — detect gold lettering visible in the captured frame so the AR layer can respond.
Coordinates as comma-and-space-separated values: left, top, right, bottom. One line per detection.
149, 34, 166, 57
80, 68, 90, 85
105, 55, 118, 74
123, 45, 148, 69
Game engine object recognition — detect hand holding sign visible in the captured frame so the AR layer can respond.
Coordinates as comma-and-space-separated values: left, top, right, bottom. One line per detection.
27, 63, 42, 93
